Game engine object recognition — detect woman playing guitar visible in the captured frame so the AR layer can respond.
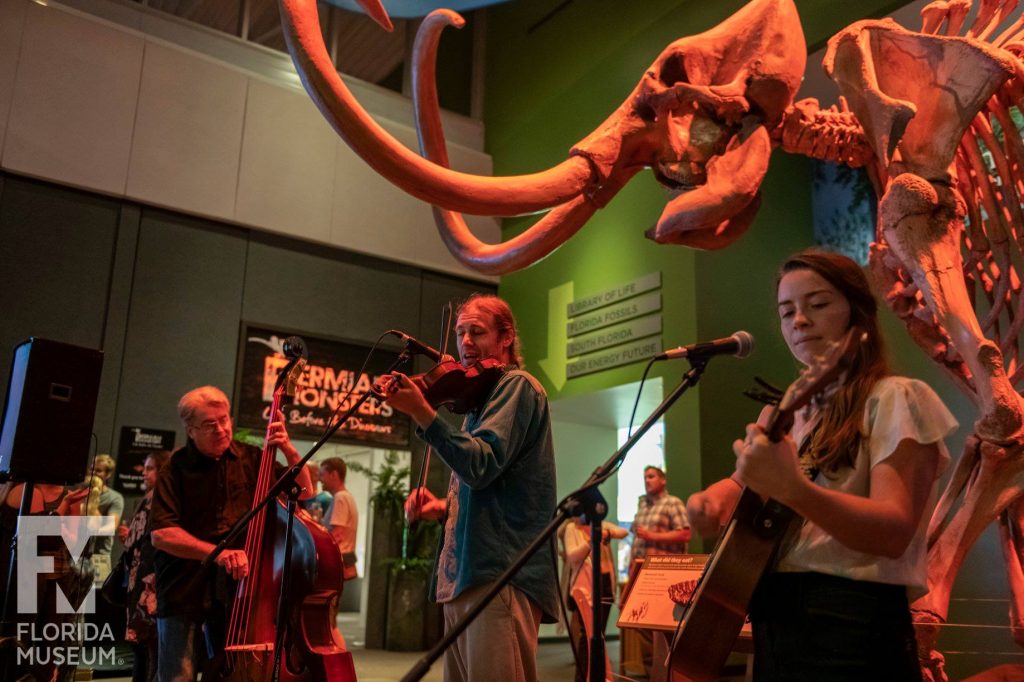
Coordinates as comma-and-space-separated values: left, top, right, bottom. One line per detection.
686, 250, 958, 680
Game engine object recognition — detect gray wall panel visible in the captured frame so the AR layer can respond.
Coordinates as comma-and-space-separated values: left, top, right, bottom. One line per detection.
0, 176, 119, 350
0, 175, 121, 452
241, 234, 422, 347
1, 173, 496, 468
92, 204, 141, 453
114, 209, 248, 442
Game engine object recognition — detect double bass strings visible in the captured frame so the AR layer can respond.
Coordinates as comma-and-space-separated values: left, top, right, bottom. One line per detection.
228, 376, 287, 649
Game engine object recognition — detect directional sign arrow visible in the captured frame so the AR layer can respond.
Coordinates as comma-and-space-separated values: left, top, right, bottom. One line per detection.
537, 281, 573, 392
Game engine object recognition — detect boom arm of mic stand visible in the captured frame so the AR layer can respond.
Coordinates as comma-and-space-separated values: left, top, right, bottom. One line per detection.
204, 350, 413, 567
399, 358, 711, 682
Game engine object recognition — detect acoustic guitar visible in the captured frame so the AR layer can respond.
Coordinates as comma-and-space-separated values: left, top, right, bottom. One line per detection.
667, 328, 862, 681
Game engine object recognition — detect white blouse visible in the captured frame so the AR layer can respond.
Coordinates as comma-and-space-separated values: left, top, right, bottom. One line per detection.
776, 376, 959, 600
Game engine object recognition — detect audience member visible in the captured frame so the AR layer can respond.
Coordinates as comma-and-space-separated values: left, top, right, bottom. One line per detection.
118, 450, 170, 682
300, 462, 334, 524
563, 516, 627, 682
88, 454, 124, 581
319, 457, 358, 580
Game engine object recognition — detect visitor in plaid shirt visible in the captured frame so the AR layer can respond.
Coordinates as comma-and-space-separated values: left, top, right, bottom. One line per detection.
629, 466, 690, 561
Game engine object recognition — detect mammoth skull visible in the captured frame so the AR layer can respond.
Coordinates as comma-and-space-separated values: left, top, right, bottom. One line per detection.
278, 0, 805, 273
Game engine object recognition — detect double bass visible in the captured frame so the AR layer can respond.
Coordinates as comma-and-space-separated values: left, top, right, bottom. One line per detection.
222, 355, 356, 681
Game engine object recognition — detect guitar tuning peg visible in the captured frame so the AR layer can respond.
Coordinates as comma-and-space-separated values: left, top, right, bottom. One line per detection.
743, 376, 783, 405
753, 376, 784, 395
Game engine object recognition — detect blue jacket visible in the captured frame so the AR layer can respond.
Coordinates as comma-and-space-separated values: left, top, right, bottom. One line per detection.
420, 369, 559, 622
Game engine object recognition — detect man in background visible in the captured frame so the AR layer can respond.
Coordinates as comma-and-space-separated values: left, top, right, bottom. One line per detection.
89, 454, 124, 581
630, 465, 691, 561
301, 462, 334, 524
320, 457, 358, 580
623, 465, 691, 679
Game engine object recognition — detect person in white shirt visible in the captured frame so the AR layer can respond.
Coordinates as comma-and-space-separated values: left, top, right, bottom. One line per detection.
687, 249, 958, 680
319, 457, 358, 580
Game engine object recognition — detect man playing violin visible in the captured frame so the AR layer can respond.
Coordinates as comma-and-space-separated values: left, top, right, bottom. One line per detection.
151, 386, 313, 681
388, 294, 559, 682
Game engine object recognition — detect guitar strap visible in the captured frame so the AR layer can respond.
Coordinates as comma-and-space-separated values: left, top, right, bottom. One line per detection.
772, 420, 824, 568
754, 420, 816, 564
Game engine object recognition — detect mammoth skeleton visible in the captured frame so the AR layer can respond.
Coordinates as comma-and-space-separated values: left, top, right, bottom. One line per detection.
278, 0, 1024, 678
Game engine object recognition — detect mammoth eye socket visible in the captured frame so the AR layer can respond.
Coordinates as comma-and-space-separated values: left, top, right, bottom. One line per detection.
658, 53, 689, 87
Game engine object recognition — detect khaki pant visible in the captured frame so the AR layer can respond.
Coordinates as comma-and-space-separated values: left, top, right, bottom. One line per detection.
442, 582, 541, 682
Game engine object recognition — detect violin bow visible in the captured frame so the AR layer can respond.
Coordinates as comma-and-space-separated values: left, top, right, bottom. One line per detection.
404, 302, 453, 539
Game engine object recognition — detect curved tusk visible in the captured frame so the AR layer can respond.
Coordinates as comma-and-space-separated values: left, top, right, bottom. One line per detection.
412, 10, 610, 274
278, 0, 594, 217
412, 10, 463, 168
352, 0, 393, 32
430, 198, 602, 275
647, 121, 771, 249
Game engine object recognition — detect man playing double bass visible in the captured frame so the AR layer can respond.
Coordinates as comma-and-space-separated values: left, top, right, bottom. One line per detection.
151, 386, 313, 681
389, 294, 559, 682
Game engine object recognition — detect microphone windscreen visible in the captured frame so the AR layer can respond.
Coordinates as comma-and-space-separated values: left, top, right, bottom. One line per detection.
732, 331, 754, 358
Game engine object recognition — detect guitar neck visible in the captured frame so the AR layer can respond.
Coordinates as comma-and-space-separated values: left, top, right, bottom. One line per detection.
762, 403, 795, 443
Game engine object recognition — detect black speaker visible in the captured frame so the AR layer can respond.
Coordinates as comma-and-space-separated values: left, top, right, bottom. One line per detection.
0, 338, 104, 484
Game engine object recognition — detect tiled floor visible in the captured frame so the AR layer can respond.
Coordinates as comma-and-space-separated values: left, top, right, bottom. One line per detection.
90, 614, 623, 681
94, 640, 616, 681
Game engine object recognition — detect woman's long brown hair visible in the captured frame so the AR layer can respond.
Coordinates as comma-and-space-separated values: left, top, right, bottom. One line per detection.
778, 250, 890, 472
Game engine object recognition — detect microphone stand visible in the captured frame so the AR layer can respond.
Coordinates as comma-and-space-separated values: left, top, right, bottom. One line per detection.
204, 348, 413, 680
400, 358, 711, 682
1, 479, 36, 633
579, 485, 610, 682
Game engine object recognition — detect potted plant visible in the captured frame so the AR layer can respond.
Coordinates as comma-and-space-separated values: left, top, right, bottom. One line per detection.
382, 521, 441, 651
349, 451, 438, 651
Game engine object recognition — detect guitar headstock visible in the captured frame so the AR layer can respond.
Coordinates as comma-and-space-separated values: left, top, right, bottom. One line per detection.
767, 327, 864, 440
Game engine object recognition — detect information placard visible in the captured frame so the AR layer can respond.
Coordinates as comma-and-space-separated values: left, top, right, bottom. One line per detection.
617, 554, 708, 631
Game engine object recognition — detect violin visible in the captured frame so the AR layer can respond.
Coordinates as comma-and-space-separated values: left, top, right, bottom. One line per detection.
403, 358, 506, 414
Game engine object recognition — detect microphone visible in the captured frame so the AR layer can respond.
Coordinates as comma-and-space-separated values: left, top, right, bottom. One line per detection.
655, 331, 754, 361
281, 336, 307, 360
387, 330, 444, 363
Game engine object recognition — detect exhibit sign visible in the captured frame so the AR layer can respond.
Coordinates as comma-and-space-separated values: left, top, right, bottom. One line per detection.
114, 426, 175, 493
236, 326, 411, 448
563, 272, 663, 379
618, 554, 708, 631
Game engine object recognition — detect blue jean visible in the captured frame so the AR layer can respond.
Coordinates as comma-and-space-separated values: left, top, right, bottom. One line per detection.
156, 616, 201, 682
